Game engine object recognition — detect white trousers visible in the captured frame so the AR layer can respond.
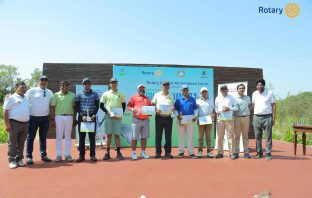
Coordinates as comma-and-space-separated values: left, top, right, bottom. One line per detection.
217, 120, 234, 155
177, 122, 195, 155
55, 116, 73, 156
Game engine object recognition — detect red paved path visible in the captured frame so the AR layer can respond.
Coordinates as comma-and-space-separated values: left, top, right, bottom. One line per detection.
1, 140, 312, 198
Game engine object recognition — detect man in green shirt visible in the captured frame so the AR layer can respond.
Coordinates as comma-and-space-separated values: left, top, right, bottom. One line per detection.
100, 78, 126, 160
50, 81, 76, 162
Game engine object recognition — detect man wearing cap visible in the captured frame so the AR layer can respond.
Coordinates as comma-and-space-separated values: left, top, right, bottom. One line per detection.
25, 75, 53, 165
215, 85, 238, 159
196, 87, 215, 158
127, 84, 152, 160
100, 78, 126, 160
174, 84, 198, 159
252, 79, 276, 160
3, 82, 30, 169
233, 83, 252, 159
152, 81, 175, 159
75, 78, 99, 162
50, 80, 76, 162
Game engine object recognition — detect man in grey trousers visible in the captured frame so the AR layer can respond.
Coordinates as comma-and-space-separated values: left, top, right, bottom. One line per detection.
252, 79, 276, 160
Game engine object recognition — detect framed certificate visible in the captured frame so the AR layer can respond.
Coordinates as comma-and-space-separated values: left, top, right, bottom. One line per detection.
142, 106, 155, 115
198, 116, 212, 125
180, 115, 194, 125
111, 108, 123, 118
80, 122, 95, 133
159, 104, 171, 114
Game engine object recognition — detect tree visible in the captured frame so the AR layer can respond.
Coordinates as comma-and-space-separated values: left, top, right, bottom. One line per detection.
0, 64, 19, 103
26, 68, 42, 88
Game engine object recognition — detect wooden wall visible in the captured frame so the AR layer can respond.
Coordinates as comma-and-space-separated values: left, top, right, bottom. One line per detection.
43, 63, 263, 139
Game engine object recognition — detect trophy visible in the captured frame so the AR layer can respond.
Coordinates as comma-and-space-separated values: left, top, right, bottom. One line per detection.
86, 107, 91, 122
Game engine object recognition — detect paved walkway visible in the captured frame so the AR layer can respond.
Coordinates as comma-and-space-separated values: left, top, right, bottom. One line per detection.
1, 140, 312, 198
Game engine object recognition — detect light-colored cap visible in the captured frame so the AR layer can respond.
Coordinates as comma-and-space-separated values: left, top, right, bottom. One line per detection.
181, 84, 189, 90
137, 84, 145, 89
200, 87, 208, 93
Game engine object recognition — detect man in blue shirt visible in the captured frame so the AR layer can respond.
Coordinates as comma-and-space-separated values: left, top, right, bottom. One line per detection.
75, 78, 99, 162
174, 84, 198, 159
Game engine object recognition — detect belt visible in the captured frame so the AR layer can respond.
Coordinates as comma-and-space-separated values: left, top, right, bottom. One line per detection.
58, 114, 73, 116
235, 115, 250, 117
133, 117, 148, 121
254, 114, 272, 117
156, 114, 171, 118
10, 119, 28, 124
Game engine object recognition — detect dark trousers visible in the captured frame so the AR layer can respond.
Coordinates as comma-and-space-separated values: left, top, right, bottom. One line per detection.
8, 120, 28, 162
253, 114, 273, 154
78, 115, 96, 157
26, 116, 50, 158
155, 115, 173, 154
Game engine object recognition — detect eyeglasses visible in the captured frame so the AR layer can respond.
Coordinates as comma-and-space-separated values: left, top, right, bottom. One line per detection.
163, 84, 170, 86
61, 84, 68, 87
44, 90, 46, 97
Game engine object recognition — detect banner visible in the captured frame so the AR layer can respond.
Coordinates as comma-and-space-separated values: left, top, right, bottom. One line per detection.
113, 65, 214, 147
215, 81, 248, 152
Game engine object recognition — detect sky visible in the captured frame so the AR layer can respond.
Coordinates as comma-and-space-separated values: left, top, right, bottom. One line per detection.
0, 0, 311, 99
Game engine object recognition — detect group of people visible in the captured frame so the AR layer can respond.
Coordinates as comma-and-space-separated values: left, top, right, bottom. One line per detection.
3, 75, 276, 169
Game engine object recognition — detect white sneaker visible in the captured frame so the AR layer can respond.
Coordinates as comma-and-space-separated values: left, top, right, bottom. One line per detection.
140, 151, 149, 159
207, 152, 214, 158
131, 152, 138, 160
198, 151, 203, 158
9, 161, 18, 169
17, 160, 25, 167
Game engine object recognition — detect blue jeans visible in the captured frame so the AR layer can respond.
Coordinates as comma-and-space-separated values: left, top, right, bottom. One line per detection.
26, 116, 50, 158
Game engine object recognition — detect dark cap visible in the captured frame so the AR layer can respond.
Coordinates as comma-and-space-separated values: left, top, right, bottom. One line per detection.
39, 75, 48, 81
82, 77, 91, 84
220, 85, 228, 90
109, 78, 118, 83
162, 81, 170, 85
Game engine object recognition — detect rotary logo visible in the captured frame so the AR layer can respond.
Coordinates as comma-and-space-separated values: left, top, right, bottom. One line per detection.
154, 70, 162, 77
177, 70, 185, 77
285, 3, 300, 18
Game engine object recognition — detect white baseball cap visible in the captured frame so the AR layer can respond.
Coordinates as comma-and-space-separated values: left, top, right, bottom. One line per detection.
200, 87, 208, 93
137, 84, 145, 89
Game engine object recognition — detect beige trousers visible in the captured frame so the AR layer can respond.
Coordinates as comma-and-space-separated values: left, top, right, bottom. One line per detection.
233, 116, 250, 154
217, 120, 234, 155
198, 124, 212, 152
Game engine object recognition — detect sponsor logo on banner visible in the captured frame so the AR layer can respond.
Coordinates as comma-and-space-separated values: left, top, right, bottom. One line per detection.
177, 70, 185, 77
258, 2, 300, 18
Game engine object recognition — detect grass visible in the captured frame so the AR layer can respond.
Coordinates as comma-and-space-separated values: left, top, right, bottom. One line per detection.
0, 119, 8, 143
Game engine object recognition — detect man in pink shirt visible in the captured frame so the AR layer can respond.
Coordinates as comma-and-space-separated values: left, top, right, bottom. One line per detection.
127, 84, 152, 160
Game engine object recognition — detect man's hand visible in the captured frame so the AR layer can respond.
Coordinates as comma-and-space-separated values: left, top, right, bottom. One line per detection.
73, 119, 78, 127
272, 116, 275, 126
91, 115, 96, 122
156, 109, 161, 114
82, 116, 87, 122
51, 120, 56, 128
177, 115, 182, 120
223, 107, 230, 112
5, 124, 13, 133
192, 117, 197, 122
211, 114, 215, 121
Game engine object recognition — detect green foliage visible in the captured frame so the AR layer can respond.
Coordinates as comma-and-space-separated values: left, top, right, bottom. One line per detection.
273, 92, 312, 145
0, 64, 19, 103
25, 68, 42, 88
0, 119, 8, 143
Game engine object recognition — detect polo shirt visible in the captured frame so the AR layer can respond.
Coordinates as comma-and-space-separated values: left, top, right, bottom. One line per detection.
215, 94, 238, 121
252, 89, 275, 115
152, 91, 174, 116
174, 95, 198, 116
51, 91, 75, 115
234, 95, 251, 116
100, 89, 125, 112
196, 98, 214, 117
127, 94, 152, 120
26, 87, 53, 116
3, 93, 30, 122
75, 89, 99, 116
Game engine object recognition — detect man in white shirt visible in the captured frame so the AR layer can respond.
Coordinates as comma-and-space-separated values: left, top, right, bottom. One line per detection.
196, 87, 215, 158
215, 85, 238, 159
252, 79, 276, 160
25, 75, 53, 164
3, 82, 30, 169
